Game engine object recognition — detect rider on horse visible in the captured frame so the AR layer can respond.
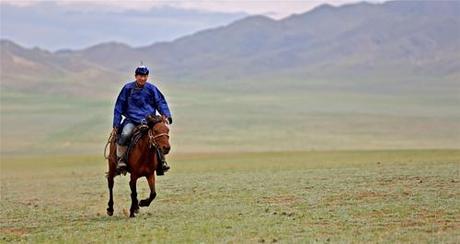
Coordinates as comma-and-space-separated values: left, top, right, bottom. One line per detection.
112, 65, 172, 174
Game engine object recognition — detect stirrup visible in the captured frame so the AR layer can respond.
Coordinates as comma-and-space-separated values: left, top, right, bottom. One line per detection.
116, 166, 127, 176
162, 162, 170, 172
116, 158, 128, 176
156, 161, 170, 176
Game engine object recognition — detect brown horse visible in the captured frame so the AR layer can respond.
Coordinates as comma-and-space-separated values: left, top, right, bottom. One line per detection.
106, 115, 171, 217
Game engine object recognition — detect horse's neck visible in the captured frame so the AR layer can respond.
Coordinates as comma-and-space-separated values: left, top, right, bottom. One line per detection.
132, 134, 157, 165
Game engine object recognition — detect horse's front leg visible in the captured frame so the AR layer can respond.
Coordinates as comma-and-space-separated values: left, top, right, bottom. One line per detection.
139, 174, 157, 207
129, 174, 139, 217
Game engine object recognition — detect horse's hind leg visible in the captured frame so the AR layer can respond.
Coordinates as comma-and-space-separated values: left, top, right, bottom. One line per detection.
106, 174, 115, 216
139, 174, 157, 207
129, 174, 139, 217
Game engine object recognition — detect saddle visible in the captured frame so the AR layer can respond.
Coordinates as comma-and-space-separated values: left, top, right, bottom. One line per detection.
121, 124, 165, 174
126, 124, 150, 158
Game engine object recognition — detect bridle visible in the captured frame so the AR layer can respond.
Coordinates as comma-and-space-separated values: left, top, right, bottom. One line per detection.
148, 127, 169, 148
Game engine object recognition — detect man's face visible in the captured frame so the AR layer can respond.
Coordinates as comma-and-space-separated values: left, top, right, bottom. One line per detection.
135, 74, 148, 86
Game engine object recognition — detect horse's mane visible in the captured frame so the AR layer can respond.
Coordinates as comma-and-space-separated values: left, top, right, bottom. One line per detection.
146, 114, 164, 128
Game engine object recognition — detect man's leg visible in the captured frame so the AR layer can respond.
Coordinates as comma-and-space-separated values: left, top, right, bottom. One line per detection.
116, 122, 135, 173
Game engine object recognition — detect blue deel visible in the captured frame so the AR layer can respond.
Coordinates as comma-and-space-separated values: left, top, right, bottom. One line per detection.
113, 81, 171, 129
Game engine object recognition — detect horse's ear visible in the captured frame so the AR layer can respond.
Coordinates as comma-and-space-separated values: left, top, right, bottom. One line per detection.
146, 114, 164, 127
146, 114, 156, 128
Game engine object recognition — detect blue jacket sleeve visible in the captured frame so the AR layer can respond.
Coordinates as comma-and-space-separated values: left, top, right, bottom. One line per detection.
153, 86, 172, 118
113, 85, 128, 128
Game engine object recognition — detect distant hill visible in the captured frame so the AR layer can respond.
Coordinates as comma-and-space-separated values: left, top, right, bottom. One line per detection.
2, 0, 459, 96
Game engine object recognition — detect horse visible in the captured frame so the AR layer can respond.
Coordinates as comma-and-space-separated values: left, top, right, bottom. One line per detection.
105, 115, 171, 217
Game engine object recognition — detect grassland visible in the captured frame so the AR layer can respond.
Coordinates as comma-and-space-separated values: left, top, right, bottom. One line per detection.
1, 75, 459, 242
2, 79, 460, 156
1, 150, 459, 243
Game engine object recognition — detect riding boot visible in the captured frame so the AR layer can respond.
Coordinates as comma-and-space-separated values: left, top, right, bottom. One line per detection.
116, 145, 128, 175
156, 148, 170, 176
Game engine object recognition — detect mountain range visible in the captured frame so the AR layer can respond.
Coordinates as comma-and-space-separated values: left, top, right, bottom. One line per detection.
2, 0, 459, 97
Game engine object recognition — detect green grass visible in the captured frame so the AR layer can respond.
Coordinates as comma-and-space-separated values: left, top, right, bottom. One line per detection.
1, 78, 459, 242
1, 150, 459, 242
2, 82, 460, 156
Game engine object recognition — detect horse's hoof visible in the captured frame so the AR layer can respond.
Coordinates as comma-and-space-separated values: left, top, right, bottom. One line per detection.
107, 208, 114, 216
134, 208, 139, 214
129, 213, 136, 218
139, 200, 149, 207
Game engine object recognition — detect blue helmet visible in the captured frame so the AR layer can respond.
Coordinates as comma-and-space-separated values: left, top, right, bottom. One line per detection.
135, 65, 149, 76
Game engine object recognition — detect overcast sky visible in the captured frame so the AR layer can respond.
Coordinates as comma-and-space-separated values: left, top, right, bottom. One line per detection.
2, 0, 386, 18
1, 0, 386, 50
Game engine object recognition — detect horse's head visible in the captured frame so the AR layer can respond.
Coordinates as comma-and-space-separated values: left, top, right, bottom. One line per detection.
146, 114, 171, 154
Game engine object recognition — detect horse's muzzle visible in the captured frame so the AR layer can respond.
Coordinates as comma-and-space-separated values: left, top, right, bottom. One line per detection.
162, 146, 171, 155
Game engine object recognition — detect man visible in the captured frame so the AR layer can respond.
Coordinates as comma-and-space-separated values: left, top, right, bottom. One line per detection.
112, 65, 172, 174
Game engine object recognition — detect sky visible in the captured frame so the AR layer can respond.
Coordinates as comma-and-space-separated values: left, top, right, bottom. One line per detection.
2, 0, 386, 18
1, 0, 387, 50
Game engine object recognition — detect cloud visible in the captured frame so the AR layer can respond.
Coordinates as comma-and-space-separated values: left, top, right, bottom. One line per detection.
0, 2, 247, 50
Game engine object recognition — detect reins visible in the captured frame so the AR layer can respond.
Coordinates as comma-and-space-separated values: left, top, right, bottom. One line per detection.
148, 130, 169, 148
